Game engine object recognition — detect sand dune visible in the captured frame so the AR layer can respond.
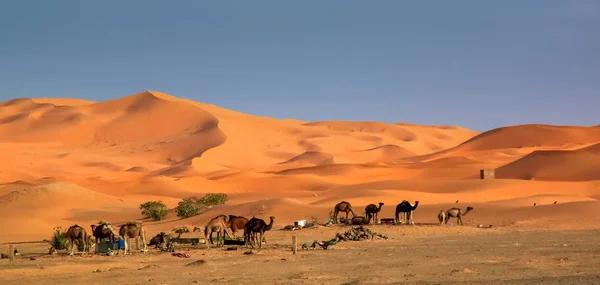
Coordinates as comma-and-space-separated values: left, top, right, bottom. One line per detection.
1, 91, 600, 243
496, 142, 600, 181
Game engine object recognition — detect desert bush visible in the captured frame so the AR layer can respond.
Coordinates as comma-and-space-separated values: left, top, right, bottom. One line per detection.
197, 193, 228, 207
47, 227, 69, 250
175, 193, 228, 219
139, 201, 168, 221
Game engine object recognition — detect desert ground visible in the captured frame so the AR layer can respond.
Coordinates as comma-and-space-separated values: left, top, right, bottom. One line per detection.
1, 91, 600, 283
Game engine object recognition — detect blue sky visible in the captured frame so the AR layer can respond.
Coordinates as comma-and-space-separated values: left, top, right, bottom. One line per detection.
1, 1, 598, 131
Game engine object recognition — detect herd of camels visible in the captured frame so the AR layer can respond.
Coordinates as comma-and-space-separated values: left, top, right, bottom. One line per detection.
60, 200, 472, 255
333, 200, 473, 226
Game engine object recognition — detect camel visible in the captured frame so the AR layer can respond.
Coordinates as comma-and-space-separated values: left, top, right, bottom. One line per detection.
119, 222, 147, 254
148, 232, 166, 247
226, 215, 249, 239
204, 215, 230, 247
90, 222, 116, 247
244, 216, 275, 249
65, 224, 88, 255
333, 201, 356, 224
395, 200, 419, 225
348, 216, 371, 225
193, 227, 203, 232
444, 206, 474, 225
437, 210, 447, 225
365, 202, 384, 224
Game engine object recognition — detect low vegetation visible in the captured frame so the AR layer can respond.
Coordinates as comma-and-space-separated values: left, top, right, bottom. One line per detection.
176, 193, 228, 219
139, 201, 169, 221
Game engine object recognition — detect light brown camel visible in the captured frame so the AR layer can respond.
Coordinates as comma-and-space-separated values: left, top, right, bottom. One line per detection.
204, 215, 230, 247
365, 202, 384, 224
437, 210, 447, 225
65, 224, 88, 255
444, 206, 474, 225
333, 201, 356, 224
226, 215, 249, 239
119, 222, 147, 254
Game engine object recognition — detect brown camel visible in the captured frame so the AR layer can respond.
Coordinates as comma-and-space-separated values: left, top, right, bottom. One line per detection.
333, 201, 356, 224
204, 215, 230, 247
244, 216, 275, 249
349, 216, 371, 225
365, 202, 384, 224
90, 222, 116, 247
193, 226, 203, 233
444, 206, 474, 225
395, 200, 419, 225
119, 222, 147, 254
226, 215, 249, 239
65, 224, 88, 255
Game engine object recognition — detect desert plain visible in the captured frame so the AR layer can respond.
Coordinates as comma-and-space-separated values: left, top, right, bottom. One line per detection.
1, 90, 600, 284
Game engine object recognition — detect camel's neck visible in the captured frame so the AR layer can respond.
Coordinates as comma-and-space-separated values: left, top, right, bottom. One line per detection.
377, 205, 383, 211
265, 218, 274, 231
411, 202, 419, 210
463, 208, 471, 215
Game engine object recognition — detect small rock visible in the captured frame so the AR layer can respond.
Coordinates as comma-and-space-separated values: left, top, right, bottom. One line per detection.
30, 257, 36, 260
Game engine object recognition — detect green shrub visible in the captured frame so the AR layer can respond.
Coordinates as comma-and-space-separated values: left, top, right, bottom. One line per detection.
175, 193, 228, 219
197, 193, 228, 207
176, 197, 203, 218
47, 227, 70, 250
139, 201, 168, 221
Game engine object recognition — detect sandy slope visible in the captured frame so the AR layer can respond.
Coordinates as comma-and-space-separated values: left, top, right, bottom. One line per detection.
1, 91, 599, 243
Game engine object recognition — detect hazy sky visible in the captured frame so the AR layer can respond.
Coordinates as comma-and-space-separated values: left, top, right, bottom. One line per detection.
1, 1, 598, 131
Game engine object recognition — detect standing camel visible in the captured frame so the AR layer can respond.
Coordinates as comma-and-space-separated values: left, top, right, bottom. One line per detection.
119, 222, 147, 254
65, 224, 88, 255
395, 200, 420, 225
333, 201, 356, 224
244, 216, 275, 249
226, 215, 249, 239
91, 222, 116, 247
444, 206, 473, 225
437, 210, 447, 225
365, 202, 384, 224
204, 215, 230, 247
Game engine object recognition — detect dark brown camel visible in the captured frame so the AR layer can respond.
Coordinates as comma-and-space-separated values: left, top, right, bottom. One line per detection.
444, 206, 474, 225
90, 222, 115, 247
119, 222, 147, 254
227, 215, 249, 239
333, 201, 356, 224
349, 216, 371, 225
65, 224, 88, 255
365, 202, 384, 224
395, 200, 420, 225
244, 216, 275, 249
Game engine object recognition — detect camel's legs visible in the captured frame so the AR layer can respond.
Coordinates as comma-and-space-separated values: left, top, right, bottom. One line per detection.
141, 231, 147, 252
258, 231, 263, 249
69, 239, 74, 255
458, 215, 462, 225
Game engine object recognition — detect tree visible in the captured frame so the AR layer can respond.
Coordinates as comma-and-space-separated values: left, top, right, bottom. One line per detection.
139, 201, 168, 221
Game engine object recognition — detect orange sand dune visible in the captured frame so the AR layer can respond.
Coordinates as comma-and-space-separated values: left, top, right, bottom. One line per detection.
496, 142, 600, 181
2, 91, 600, 243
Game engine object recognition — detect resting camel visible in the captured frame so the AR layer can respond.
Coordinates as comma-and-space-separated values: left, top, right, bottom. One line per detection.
395, 200, 419, 225
333, 201, 356, 224
365, 202, 384, 224
244, 216, 275, 249
119, 222, 147, 254
444, 206, 473, 225
65, 224, 88, 255
226, 215, 249, 239
349, 216, 371, 225
204, 215, 230, 247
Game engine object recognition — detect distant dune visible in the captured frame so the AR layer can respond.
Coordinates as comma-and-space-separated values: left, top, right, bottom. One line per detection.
1, 91, 600, 242
496, 142, 600, 181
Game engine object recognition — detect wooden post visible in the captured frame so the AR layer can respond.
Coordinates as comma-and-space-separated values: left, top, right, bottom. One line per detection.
292, 235, 297, 254
8, 244, 14, 261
